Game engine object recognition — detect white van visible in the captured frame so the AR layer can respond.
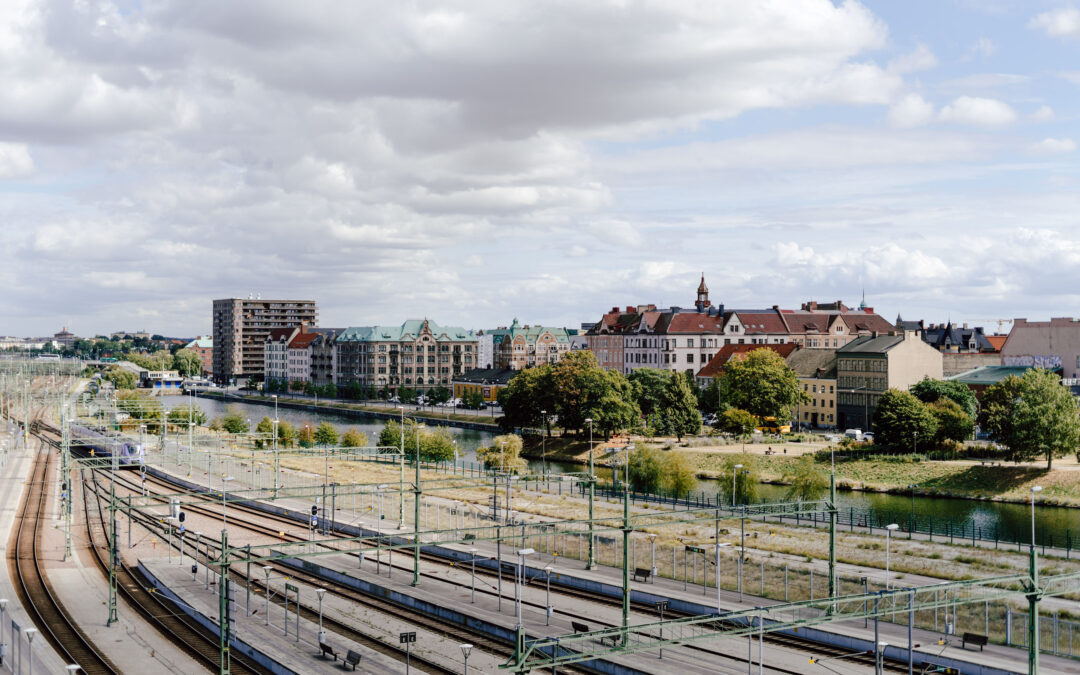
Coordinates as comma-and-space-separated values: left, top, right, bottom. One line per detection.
844, 429, 863, 441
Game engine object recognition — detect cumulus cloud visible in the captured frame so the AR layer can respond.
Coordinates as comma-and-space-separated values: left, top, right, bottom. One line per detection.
887, 93, 935, 128
938, 96, 1017, 126
888, 44, 937, 73
1029, 7, 1080, 37
1030, 137, 1077, 154
1030, 105, 1055, 122
0, 142, 33, 177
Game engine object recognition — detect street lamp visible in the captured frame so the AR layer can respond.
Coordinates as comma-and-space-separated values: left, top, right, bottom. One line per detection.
0, 598, 7, 667
221, 475, 234, 530
516, 548, 535, 627
648, 533, 657, 580
884, 523, 899, 589
585, 417, 595, 569
397, 405, 405, 529
315, 588, 327, 644
461, 644, 473, 675
263, 566, 272, 625
543, 565, 553, 625
24, 627, 37, 675
732, 464, 743, 506
1031, 486, 1043, 549
907, 484, 917, 540
540, 409, 548, 477
377, 484, 388, 574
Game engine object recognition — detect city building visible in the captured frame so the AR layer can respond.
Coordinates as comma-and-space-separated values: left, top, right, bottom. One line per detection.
947, 365, 1034, 400
183, 336, 214, 378
335, 319, 477, 394
476, 331, 495, 369
488, 319, 572, 370
835, 330, 943, 432
783, 301, 895, 349
451, 368, 518, 403
212, 297, 318, 384
264, 326, 301, 384
695, 343, 800, 388
110, 330, 151, 340
786, 349, 838, 429
999, 318, 1080, 379
309, 328, 341, 387
53, 327, 77, 348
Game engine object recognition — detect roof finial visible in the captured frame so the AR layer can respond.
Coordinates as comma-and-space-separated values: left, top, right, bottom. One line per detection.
859, 287, 867, 310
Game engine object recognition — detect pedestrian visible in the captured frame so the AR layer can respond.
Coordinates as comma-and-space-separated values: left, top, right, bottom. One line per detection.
783, 447, 787, 454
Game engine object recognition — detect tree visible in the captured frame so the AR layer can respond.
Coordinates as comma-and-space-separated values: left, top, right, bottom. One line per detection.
721, 453, 758, 504
116, 390, 162, 421
429, 386, 452, 404
587, 370, 640, 439
477, 434, 528, 473
780, 455, 829, 501
871, 389, 937, 452
498, 366, 554, 431
719, 408, 757, 438
321, 383, 338, 399
254, 417, 275, 448
104, 367, 136, 390
399, 387, 417, 403
172, 349, 203, 377
314, 422, 339, 446
699, 376, 723, 418
167, 403, 207, 427
379, 419, 419, 451
979, 375, 1022, 445
929, 399, 974, 443
461, 390, 485, 410
721, 349, 807, 420
911, 378, 979, 418
1007, 368, 1080, 470
656, 370, 701, 441
277, 421, 298, 448
661, 451, 697, 495
297, 424, 315, 447
221, 411, 249, 434
628, 444, 665, 493
628, 368, 672, 417
340, 429, 368, 447
345, 381, 365, 400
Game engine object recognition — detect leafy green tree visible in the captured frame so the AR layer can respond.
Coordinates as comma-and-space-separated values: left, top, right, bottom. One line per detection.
429, 386, 452, 404
628, 368, 672, 417
700, 375, 723, 418
872, 389, 937, 452
1007, 368, 1080, 469
314, 422, 339, 446
277, 421, 298, 448
911, 378, 979, 418
461, 390, 485, 410
720, 408, 757, 438
628, 443, 665, 493
378, 419, 419, 451
979, 375, 1022, 446
303, 381, 316, 396
498, 366, 554, 431
720, 452, 758, 504
399, 387, 417, 403
656, 370, 701, 440
254, 417, 275, 448
340, 429, 368, 447
221, 411, 250, 434
721, 350, 807, 420
345, 381, 365, 400
661, 451, 697, 495
321, 383, 337, 399
587, 370, 640, 439
780, 455, 829, 501
477, 434, 528, 473
172, 349, 203, 377
167, 403, 207, 427
929, 399, 974, 443
104, 367, 136, 390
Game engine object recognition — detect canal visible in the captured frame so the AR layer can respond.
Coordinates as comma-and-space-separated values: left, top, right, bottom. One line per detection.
161, 396, 1080, 539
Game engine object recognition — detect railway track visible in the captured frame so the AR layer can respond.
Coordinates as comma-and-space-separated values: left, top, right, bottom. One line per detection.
9, 434, 119, 674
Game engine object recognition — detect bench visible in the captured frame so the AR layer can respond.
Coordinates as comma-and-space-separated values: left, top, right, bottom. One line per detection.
961, 632, 987, 651
571, 621, 590, 634
600, 634, 622, 647
319, 642, 338, 661
463, 534, 476, 541
633, 567, 652, 583
344, 650, 362, 670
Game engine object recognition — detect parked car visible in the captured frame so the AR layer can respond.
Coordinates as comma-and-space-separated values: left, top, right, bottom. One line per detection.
844, 429, 863, 441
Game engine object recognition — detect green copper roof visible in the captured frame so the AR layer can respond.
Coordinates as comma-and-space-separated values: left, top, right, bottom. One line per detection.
337, 320, 475, 342
947, 365, 1033, 386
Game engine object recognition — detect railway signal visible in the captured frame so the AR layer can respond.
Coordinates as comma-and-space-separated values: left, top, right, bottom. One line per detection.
400, 632, 416, 673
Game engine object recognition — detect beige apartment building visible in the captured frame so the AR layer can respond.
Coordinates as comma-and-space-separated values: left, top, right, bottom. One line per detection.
335, 319, 477, 394
835, 331, 943, 432
212, 297, 318, 384
786, 349, 838, 429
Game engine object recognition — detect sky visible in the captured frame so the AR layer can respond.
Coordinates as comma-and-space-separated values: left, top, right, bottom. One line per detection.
1, 0, 1079, 338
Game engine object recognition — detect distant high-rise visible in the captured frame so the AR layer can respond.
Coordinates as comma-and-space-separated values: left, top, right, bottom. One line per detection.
212, 298, 318, 384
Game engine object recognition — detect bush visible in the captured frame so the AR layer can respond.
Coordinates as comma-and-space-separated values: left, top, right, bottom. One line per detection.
477, 434, 527, 473
340, 429, 368, 447
628, 444, 665, 493
719, 408, 757, 437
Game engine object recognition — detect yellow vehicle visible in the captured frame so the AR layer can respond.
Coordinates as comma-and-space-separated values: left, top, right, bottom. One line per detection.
756, 417, 791, 435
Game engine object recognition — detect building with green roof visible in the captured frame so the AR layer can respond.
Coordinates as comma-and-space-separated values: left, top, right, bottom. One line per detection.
487, 318, 572, 370
335, 319, 478, 394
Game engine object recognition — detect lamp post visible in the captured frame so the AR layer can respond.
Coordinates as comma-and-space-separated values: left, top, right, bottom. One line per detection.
221, 475, 234, 530
397, 405, 405, 529
544, 565, 553, 625
24, 627, 37, 675
0, 598, 6, 666
732, 463, 743, 506
315, 588, 326, 644
516, 548, 535, 628
1030, 484, 1043, 674
649, 533, 657, 580
377, 484, 388, 574
263, 566, 272, 625
656, 600, 668, 660
885, 523, 899, 589
1031, 486, 1042, 549
907, 484, 917, 540
413, 424, 424, 586
540, 409, 547, 477
586, 417, 595, 569
461, 644, 473, 675
469, 548, 479, 603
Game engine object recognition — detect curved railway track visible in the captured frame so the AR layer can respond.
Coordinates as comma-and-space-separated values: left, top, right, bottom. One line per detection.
10, 435, 119, 674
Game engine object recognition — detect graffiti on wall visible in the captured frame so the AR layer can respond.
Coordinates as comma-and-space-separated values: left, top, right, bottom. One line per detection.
1002, 355, 1063, 369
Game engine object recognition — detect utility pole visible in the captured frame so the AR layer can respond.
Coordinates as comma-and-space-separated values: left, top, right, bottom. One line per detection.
828, 471, 837, 609
412, 425, 423, 586
108, 484, 118, 626
586, 418, 595, 570
621, 471, 630, 643
219, 529, 231, 675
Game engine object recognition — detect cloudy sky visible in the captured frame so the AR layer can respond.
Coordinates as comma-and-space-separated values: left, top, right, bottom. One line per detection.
2, 0, 1079, 337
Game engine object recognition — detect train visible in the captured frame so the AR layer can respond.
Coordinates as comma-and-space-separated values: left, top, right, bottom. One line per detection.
69, 424, 145, 468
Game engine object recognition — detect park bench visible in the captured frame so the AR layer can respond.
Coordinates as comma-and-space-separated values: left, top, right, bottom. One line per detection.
632, 567, 652, 583
463, 533, 476, 541
961, 632, 988, 651
571, 621, 590, 633
344, 649, 362, 670
319, 642, 339, 661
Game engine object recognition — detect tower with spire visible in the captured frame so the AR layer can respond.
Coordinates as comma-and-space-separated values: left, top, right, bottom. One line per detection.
695, 273, 711, 312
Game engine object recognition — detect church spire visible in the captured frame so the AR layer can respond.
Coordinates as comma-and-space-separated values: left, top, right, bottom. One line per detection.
695, 273, 711, 312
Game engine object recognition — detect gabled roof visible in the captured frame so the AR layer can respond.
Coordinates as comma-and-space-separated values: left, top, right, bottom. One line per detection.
185, 336, 212, 349
729, 309, 789, 334
837, 312, 895, 334
288, 332, 320, 349
985, 335, 1007, 352
266, 326, 300, 342
836, 334, 904, 354
665, 312, 726, 334
452, 368, 519, 385
785, 348, 837, 379
336, 320, 474, 342
696, 343, 800, 379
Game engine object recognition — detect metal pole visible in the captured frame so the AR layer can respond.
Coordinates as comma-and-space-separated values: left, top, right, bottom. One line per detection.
587, 419, 595, 569
413, 425, 422, 586
908, 589, 914, 675
219, 529, 231, 675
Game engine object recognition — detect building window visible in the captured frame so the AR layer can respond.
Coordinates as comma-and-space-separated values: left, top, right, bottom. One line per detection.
687, 339, 694, 348
687, 354, 694, 363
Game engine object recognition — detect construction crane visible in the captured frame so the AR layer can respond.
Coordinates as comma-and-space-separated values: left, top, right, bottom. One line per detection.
968, 318, 1014, 334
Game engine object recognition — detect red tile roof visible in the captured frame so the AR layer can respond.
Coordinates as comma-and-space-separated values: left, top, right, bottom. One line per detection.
731, 309, 789, 334
665, 313, 726, 334
696, 343, 800, 379
267, 326, 299, 342
288, 332, 320, 349
985, 335, 1007, 352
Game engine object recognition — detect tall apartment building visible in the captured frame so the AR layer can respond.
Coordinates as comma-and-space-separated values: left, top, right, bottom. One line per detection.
487, 319, 572, 370
212, 298, 318, 384
335, 319, 477, 394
